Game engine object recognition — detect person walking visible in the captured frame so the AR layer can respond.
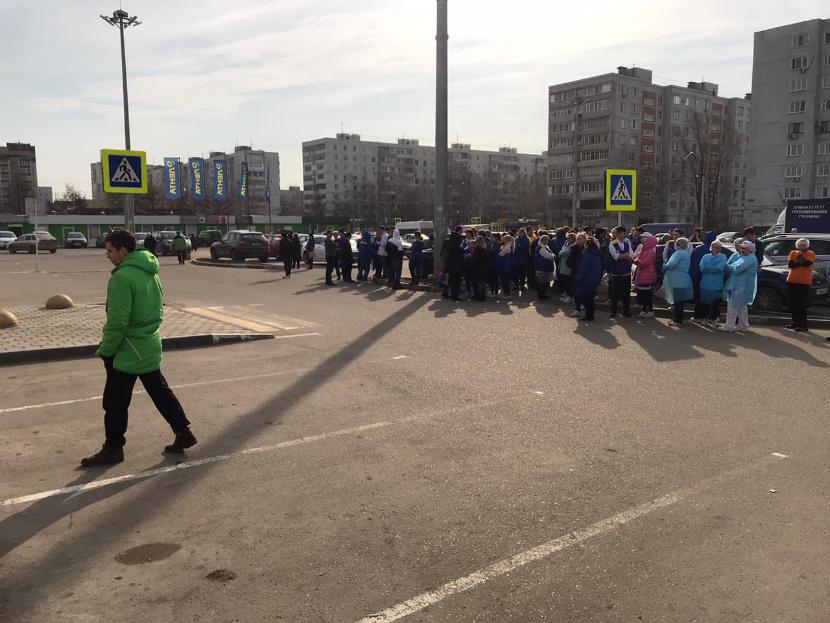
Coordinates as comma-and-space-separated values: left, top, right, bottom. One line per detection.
662, 237, 694, 327
324, 230, 337, 285
572, 236, 602, 321
608, 226, 633, 318
357, 231, 374, 281
719, 240, 759, 333
279, 232, 293, 278
633, 232, 657, 318
81, 230, 196, 466
292, 233, 302, 269
697, 240, 727, 327
786, 237, 815, 332
305, 233, 316, 269
409, 231, 424, 287
143, 232, 157, 256
172, 231, 188, 264
387, 228, 404, 289
339, 231, 354, 283
533, 234, 555, 300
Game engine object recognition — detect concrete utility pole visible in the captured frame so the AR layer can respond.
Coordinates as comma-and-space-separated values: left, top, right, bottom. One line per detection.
101, 9, 141, 233
571, 98, 582, 228
433, 0, 448, 278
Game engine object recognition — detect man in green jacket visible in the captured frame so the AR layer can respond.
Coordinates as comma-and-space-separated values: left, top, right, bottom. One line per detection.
81, 230, 197, 467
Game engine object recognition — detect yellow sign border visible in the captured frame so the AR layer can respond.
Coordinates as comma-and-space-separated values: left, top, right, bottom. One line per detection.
605, 169, 637, 212
101, 149, 148, 194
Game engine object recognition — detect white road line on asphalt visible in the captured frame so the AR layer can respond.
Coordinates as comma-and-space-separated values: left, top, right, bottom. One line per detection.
354, 454, 782, 623
532, 391, 544, 395
1, 401, 496, 507
273, 332, 321, 339
392, 355, 408, 360
772, 452, 789, 458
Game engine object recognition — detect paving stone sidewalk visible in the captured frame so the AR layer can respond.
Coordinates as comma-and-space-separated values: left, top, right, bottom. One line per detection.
1, 304, 259, 355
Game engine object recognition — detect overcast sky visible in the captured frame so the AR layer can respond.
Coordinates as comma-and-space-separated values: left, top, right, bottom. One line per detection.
0, 0, 824, 198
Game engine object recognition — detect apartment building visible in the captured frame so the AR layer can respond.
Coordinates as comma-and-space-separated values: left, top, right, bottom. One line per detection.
747, 19, 830, 225
302, 133, 546, 224
0, 142, 38, 214
548, 67, 751, 229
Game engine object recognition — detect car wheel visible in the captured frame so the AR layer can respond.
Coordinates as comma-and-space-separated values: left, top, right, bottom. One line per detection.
233, 250, 245, 262
259, 256, 268, 263
754, 287, 783, 313
9, 247, 15, 253
50, 249, 57, 254
210, 248, 218, 260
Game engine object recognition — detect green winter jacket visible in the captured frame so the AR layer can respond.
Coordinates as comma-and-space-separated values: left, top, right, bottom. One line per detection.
95, 250, 164, 374
172, 235, 188, 252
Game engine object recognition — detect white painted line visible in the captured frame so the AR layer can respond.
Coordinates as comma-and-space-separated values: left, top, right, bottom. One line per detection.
772, 452, 789, 459
392, 355, 408, 360
354, 454, 780, 623
273, 332, 321, 340
532, 391, 544, 395
1, 400, 499, 507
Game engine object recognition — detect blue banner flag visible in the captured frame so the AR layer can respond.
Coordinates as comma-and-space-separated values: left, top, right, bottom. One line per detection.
212, 159, 227, 201
163, 157, 181, 200
189, 158, 205, 201
238, 162, 248, 201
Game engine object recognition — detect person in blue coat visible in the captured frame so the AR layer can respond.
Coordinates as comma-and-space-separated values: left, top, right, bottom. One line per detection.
690, 231, 716, 320
533, 234, 556, 300
356, 231, 374, 281
514, 229, 530, 290
719, 240, 759, 332
498, 234, 515, 297
487, 232, 501, 295
662, 237, 694, 326
697, 239, 728, 327
573, 236, 603, 321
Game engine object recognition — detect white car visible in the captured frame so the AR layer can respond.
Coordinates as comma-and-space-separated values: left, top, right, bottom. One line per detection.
0, 231, 18, 249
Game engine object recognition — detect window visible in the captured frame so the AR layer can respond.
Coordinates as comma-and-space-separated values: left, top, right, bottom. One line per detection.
673, 95, 680, 105
792, 33, 809, 47
620, 101, 626, 112
826, 32, 830, 44
788, 122, 805, 135
787, 144, 805, 157
672, 110, 680, 121
823, 76, 830, 89
818, 163, 830, 177
643, 128, 655, 137
630, 120, 638, 129
643, 144, 654, 153
738, 106, 745, 115
825, 54, 830, 67
643, 113, 655, 122
784, 165, 803, 178
672, 140, 681, 151
784, 187, 802, 199
820, 143, 830, 155
822, 99, 830, 111
629, 136, 637, 146
821, 120, 830, 133
670, 186, 678, 196
630, 103, 639, 114
817, 185, 830, 198
792, 56, 809, 70
620, 120, 626, 129
790, 77, 808, 91
789, 100, 807, 113
601, 83, 612, 93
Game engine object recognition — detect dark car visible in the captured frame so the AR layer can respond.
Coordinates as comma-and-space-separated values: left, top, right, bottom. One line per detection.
652, 244, 829, 312
64, 232, 88, 248
192, 229, 223, 250
210, 230, 270, 262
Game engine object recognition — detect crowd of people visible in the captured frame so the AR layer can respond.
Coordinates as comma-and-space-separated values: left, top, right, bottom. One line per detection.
305, 224, 820, 335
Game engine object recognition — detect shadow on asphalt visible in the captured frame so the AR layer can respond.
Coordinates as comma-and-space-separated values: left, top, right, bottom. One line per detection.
0, 293, 432, 620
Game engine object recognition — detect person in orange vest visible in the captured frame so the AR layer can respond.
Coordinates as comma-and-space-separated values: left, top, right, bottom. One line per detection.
786, 238, 816, 333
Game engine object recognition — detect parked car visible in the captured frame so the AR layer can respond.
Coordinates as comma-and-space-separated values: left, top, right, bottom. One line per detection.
64, 232, 88, 248
155, 231, 192, 255
210, 230, 270, 262
192, 229, 223, 250
8, 231, 58, 254
759, 234, 830, 266
266, 234, 281, 259
716, 231, 740, 244
94, 234, 107, 248
0, 231, 18, 249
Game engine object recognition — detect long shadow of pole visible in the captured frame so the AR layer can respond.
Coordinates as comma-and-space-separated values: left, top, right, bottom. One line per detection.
0, 293, 432, 618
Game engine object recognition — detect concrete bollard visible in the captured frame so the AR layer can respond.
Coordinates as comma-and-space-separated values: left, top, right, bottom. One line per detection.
45, 294, 74, 310
0, 309, 18, 328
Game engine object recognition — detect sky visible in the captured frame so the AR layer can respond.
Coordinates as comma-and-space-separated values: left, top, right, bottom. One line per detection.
0, 0, 825, 198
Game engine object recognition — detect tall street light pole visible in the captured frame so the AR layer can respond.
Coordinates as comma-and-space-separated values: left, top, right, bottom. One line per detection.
434, 0, 448, 280
101, 9, 141, 233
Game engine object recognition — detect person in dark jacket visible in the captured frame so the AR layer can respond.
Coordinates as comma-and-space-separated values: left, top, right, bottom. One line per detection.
743, 227, 766, 263
446, 227, 464, 301
279, 232, 293, 277
487, 232, 501, 295
292, 233, 302, 269
357, 231, 374, 281
409, 231, 424, 286
608, 226, 634, 318
470, 235, 488, 301
534, 234, 556, 300
305, 232, 316, 269
324, 230, 337, 285
339, 231, 354, 282
143, 232, 157, 255
514, 229, 530, 290
498, 234, 515, 297
572, 236, 602, 321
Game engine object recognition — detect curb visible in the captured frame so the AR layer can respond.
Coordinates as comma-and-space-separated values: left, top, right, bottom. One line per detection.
0, 333, 274, 367
191, 258, 277, 269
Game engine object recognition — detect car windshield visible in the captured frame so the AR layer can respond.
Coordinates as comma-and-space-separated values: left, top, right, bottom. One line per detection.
135, 232, 148, 239
241, 234, 265, 241
67, 233, 84, 238
35, 232, 54, 239
0, 231, 15, 237
159, 232, 176, 239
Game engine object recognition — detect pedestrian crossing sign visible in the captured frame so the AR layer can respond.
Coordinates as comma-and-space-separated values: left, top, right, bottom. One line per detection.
605, 169, 636, 212
101, 149, 147, 194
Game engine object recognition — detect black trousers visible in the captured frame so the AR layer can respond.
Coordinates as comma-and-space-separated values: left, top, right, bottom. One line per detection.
609, 275, 631, 316
699, 298, 722, 321
673, 301, 685, 323
176, 251, 186, 264
577, 292, 596, 320
341, 258, 353, 282
389, 254, 403, 288
103, 359, 189, 448
449, 273, 461, 299
788, 283, 810, 329
636, 288, 654, 312
325, 257, 336, 283
283, 259, 292, 276
410, 259, 422, 285
472, 278, 486, 301
499, 274, 512, 296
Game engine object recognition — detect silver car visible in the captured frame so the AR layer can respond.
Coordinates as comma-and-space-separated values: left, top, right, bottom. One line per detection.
0, 231, 17, 250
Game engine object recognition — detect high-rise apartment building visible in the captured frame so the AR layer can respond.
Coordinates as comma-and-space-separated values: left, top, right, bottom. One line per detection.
302, 133, 546, 224
548, 67, 750, 229
0, 142, 38, 214
747, 19, 830, 225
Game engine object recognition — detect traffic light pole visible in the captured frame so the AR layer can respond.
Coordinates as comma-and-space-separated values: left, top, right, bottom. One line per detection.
433, 0, 448, 279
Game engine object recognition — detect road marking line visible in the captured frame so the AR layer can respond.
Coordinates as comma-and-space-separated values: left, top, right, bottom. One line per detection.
184, 307, 274, 333
273, 332, 321, 339
392, 355, 408, 360
772, 452, 789, 459
1, 401, 496, 507
532, 391, 544, 395
354, 454, 781, 623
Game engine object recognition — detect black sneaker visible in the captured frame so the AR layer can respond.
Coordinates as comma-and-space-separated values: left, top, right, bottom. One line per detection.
80, 444, 124, 467
164, 429, 198, 454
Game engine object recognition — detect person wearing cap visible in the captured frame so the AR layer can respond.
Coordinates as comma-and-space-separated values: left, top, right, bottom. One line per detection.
786, 238, 815, 332
719, 240, 758, 332
662, 237, 694, 327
